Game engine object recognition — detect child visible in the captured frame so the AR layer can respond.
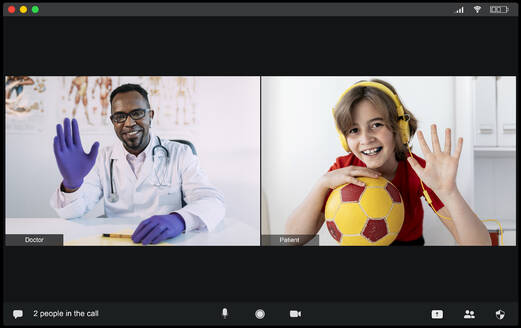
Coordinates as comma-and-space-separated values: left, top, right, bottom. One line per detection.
285, 79, 491, 245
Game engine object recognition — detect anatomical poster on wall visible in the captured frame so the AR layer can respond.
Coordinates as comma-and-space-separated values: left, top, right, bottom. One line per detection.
6, 76, 199, 139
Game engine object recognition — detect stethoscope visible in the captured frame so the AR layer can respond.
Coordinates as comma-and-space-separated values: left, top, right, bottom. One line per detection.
108, 136, 170, 203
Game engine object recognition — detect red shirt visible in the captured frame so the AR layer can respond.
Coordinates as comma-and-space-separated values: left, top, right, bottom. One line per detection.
322, 153, 444, 242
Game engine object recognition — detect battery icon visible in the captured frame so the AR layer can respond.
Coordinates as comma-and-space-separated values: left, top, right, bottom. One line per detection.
490, 5, 509, 14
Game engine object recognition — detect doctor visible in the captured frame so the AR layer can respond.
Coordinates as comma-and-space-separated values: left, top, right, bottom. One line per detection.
50, 83, 225, 244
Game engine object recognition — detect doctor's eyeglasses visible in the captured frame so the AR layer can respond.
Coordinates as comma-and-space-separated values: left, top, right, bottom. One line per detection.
110, 108, 149, 124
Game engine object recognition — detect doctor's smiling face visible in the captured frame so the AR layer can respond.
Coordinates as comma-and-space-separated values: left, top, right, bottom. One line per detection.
110, 86, 155, 156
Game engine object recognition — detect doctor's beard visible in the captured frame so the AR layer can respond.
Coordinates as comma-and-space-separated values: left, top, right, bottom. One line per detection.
123, 130, 149, 151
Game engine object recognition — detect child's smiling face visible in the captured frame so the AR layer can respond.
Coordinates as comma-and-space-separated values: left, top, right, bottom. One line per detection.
346, 99, 398, 172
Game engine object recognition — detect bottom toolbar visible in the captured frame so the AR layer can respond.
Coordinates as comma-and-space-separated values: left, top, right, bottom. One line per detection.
4, 301, 518, 326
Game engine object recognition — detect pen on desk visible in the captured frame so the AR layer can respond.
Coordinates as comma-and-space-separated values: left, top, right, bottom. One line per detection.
102, 233, 132, 238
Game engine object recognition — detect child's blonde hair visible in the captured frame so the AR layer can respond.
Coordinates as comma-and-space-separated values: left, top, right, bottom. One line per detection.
333, 79, 418, 161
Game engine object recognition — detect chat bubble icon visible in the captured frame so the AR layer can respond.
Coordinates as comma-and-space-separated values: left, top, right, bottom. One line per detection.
13, 310, 23, 319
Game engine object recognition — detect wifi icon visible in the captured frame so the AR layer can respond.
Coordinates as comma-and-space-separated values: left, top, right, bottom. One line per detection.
474, 5, 482, 13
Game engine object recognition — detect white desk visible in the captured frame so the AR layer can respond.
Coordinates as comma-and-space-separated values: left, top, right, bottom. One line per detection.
6, 217, 259, 246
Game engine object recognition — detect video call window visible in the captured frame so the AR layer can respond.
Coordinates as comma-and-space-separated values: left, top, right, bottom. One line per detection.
3, 2, 518, 327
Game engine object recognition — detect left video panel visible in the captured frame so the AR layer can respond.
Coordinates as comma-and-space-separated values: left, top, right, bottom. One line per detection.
5, 76, 260, 246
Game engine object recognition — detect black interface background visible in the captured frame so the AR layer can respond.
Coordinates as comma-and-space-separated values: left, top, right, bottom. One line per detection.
3, 16, 518, 303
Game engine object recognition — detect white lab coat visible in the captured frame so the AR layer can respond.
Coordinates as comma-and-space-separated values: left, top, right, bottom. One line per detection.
50, 134, 225, 232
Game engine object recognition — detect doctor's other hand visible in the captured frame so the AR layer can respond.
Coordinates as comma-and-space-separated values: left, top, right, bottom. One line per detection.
132, 213, 186, 245
53, 118, 100, 191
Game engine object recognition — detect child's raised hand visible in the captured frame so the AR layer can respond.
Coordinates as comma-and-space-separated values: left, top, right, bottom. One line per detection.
407, 124, 463, 195
321, 166, 381, 189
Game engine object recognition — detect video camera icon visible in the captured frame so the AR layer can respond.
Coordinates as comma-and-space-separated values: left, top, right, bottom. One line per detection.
290, 310, 302, 318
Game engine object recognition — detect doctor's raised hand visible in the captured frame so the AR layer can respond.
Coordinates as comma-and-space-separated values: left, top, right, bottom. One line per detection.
53, 118, 100, 192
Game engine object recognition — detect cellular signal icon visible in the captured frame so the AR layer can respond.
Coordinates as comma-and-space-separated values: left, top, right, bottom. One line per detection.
454, 6, 464, 14
473, 5, 482, 13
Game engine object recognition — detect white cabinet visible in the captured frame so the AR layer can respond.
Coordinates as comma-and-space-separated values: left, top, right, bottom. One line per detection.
472, 76, 516, 245
497, 76, 516, 147
473, 76, 516, 148
474, 77, 497, 146
503, 231, 516, 246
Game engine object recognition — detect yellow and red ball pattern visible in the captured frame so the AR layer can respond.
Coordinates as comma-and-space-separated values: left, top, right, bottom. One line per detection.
324, 176, 404, 246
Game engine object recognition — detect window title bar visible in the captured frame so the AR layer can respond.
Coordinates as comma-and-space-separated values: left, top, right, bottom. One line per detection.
3, 3, 519, 17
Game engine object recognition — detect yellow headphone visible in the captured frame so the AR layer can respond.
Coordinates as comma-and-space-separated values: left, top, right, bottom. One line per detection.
331, 81, 503, 245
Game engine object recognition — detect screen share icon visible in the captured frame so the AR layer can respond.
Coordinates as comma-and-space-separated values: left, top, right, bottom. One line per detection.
431, 309, 443, 319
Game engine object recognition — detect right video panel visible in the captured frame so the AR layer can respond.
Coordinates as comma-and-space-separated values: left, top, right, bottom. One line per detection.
261, 77, 516, 246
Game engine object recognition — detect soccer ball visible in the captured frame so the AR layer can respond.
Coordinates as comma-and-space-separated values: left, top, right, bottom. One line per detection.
324, 176, 404, 246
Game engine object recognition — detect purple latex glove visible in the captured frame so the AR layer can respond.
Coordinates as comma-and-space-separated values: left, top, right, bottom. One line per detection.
53, 118, 99, 189
132, 213, 186, 245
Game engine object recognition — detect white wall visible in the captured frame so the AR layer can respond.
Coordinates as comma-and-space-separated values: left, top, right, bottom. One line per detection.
194, 77, 260, 229
6, 77, 260, 230
262, 77, 464, 245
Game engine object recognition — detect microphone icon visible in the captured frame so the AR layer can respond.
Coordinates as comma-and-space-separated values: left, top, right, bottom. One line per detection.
222, 308, 228, 319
